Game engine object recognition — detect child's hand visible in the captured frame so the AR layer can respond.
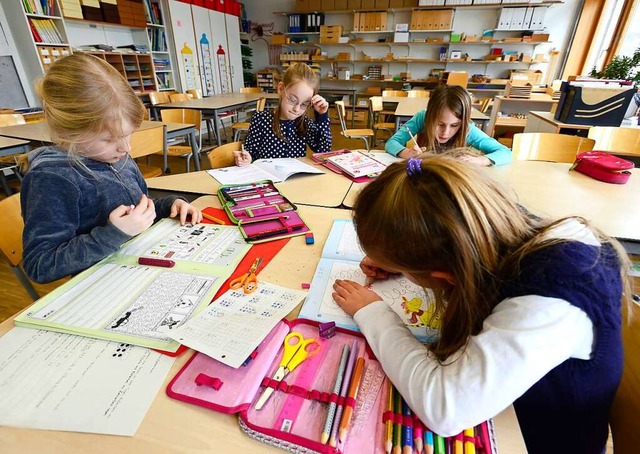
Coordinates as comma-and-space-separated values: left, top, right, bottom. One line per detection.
459, 154, 493, 166
360, 256, 398, 282
170, 199, 202, 225
332, 279, 382, 317
109, 194, 156, 236
311, 94, 329, 115
399, 146, 427, 159
233, 149, 252, 166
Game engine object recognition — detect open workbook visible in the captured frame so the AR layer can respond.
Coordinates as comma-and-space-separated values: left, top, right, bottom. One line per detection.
14, 219, 251, 352
207, 158, 324, 184
299, 220, 439, 342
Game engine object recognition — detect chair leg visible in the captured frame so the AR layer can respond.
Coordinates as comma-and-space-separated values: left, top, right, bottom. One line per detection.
361, 137, 370, 151
12, 265, 39, 301
233, 129, 240, 142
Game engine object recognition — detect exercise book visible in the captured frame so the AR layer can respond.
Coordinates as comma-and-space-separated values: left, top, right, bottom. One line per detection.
208, 158, 324, 184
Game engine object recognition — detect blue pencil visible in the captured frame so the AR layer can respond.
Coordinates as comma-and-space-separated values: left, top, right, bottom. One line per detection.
424, 429, 434, 454
401, 399, 414, 454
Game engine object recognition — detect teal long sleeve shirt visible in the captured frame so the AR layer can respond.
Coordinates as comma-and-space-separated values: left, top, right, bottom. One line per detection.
385, 109, 513, 166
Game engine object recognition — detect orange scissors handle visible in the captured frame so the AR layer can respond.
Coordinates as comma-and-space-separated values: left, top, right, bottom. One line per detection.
230, 257, 263, 294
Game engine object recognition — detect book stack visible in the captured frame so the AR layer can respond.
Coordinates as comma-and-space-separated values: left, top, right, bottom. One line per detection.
505, 81, 532, 99
21, 0, 56, 15
28, 18, 64, 44
59, 0, 84, 19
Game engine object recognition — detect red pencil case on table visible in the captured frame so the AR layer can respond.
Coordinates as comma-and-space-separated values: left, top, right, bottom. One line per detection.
312, 150, 380, 184
570, 151, 634, 184
166, 319, 497, 453
217, 181, 311, 243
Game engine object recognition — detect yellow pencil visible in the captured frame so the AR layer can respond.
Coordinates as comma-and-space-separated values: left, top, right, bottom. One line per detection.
202, 212, 226, 225
385, 381, 394, 454
464, 428, 476, 454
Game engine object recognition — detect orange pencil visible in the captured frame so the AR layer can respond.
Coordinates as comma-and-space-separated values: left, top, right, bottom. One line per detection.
202, 212, 226, 225
338, 356, 366, 443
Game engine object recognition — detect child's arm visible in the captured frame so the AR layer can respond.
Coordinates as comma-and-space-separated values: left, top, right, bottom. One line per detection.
305, 109, 332, 153
465, 123, 512, 165
385, 110, 426, 158
243, 110, 268, 161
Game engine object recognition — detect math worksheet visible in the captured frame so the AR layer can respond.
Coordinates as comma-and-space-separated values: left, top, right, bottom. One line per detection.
299, 220, 438, 342
14, 220, 251, 352
0, 327, 174, 435
168, 282, 307, 368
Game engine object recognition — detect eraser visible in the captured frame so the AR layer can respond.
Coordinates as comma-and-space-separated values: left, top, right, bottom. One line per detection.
301, 283, 311, 289
305, 232, 315, 244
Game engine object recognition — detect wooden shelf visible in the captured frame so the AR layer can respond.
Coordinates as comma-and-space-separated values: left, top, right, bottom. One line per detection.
274, 2, 563, 15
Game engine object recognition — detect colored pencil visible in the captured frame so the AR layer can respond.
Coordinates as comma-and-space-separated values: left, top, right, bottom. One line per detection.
329, 340, 359, 447
384, 382, 394, 454
414, 419, 424, 454
320, 344, 350, 444
464, 428, 476, 454
434, 433, 446, 454
392, 388, 402, 454
338, 356, 366, 443
202, 212, 226, 224
401, 399, 414, 454
424, 429, 434, 454
454, 432, 464, 454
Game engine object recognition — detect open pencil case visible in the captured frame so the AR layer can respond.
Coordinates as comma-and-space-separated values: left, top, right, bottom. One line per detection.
311, 150, 379, 184
217, 181, 311, 243
166, 319, 497, 454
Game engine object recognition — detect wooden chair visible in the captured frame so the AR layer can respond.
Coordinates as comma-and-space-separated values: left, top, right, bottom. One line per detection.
369, 96, 395, 145
0, 113, 28, 195
207, 141, 242, 169
231, 97, 266, 141
160, 109, 202, 172
382, 90, 407, 98
407, 90, 430, 98
609, 296, 640, 453
169, 93, 194, 102
148, 91, 175, 120
0, 193, 39, 300
186, 89, 234, 143
512, 133, 595, 163
129, 125, 165, 178
240, 87, 264, 94
335, 100, 375, 151
587, 126, 640, 156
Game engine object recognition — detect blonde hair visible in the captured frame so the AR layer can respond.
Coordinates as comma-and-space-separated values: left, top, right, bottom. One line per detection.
418, 85, 471, 152
35, 53, 145, 158
353, 155, 631, 361
273, 63, 319, 140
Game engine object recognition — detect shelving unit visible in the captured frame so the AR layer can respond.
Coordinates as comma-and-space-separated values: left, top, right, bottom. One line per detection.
486, 94, 558, 139
86, 52, 158, 94
143, 0, 178, 91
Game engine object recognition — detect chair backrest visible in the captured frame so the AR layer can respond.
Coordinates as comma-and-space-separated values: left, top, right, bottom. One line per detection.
169, 93, 194, 102
382, 90, 407, 98
207, 141, 242, 169
240, 87, 263, 93
148, 91, 173, 105
0, 113, 26, 127
0, 193, 25, 267
588, 126, 640, 156
186, 89, 203, 99
512, 133, 595, 163
129, 125, 165, 159
256, 97, 267, 112
334, 100, 348, 132
610, 298, 640, 452
369, 96, 383, 113
160, 108, 201, 127
407, 90, 430, 98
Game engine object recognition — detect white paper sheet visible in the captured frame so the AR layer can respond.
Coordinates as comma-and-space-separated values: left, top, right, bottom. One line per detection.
168, 282, 307, 368
0, 327, 174, 436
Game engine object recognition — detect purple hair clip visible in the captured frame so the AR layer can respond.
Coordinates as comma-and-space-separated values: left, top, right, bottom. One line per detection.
407, 158, 423, 177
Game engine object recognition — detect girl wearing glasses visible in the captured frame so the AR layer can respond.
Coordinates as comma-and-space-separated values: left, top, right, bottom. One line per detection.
234, 63, 332, 165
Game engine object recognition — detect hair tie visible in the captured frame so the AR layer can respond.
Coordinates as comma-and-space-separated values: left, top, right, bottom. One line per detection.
407, 158, 423, 177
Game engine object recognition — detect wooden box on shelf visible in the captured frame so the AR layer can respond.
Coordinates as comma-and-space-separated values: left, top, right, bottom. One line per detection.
320, 25, 343, 44
37, 45, 72, 71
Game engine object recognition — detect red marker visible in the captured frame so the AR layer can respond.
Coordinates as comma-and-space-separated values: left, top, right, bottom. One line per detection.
138, 257, 175, 268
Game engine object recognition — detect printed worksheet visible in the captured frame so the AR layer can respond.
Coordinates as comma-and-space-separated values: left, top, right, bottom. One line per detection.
299, 220, 439, 342
0, 327, 174, 435
14, 220, 252, 352
168, 282, 307, 368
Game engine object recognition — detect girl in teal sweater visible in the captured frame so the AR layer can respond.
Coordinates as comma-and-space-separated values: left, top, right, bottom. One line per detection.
385, 85, 512, 166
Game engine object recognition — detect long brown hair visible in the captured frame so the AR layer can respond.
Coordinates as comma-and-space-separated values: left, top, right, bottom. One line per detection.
418, 85, 471, 152
34, 53, 145, 159
353, 155, 631, 361
273, 63, 319, 140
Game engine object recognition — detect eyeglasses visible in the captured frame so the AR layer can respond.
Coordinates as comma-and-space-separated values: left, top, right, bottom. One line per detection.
283, 90, 311, 110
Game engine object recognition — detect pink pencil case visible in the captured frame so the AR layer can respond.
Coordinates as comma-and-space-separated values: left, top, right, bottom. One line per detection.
166, 319, 497, 453
218, 181, 311, 243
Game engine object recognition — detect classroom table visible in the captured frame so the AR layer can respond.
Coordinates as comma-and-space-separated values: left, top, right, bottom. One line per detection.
0, 196, 527, 453
145, 157, 355, 209
382, 97, 490, 132
0, 120, 200, 172
343, 160, 640, 242
158, 93, 280, 147
0, 136, 31, 195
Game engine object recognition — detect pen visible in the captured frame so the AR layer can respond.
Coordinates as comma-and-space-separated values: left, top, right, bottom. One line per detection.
224, 183, 270, 193
202, 213, 226, 225
137, 257, 175, 268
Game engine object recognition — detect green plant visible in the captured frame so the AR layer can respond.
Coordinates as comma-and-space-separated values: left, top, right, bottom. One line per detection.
590, 47, 640, 84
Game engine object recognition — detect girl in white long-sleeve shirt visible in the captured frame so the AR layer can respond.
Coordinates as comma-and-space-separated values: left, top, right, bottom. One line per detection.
332, 155, 629, 454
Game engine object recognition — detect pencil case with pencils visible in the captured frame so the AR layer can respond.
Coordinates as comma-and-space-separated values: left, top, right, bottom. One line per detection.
312, 150, 380, 184
570, 151, 634, 184
217, 181, 311, 243
166, 319, 497, 454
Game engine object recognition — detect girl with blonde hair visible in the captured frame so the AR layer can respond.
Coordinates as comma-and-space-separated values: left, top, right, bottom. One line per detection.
333, 155, 628, 453
385, 85, 511, 165
21, 53, 201, 283
234, 62, 331, 165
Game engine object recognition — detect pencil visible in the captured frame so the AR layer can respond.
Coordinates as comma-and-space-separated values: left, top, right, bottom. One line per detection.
434, 434, 446, 454
401, 399, 414, 454
414, 419, 424, 454
202, 212, 226, 225
424, 429, 434, 454
405, 125, 418, 150
329, 340, 359, 447
453, 432, 464, 454
464, 428, 476, 454
320, 344, 350, 444
385, 381, 394, 454
392, 388, 402, 454
337, 356, 366, 443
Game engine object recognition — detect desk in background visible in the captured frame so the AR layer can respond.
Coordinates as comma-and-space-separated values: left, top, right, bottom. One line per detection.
0, 137, 30, 195
0, 196, 526, 453
385, 97, 489, 132
145, 157, 354, 209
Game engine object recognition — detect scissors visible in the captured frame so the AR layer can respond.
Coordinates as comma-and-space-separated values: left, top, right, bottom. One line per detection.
230, 257, 263, 293
255, 332, 321, 410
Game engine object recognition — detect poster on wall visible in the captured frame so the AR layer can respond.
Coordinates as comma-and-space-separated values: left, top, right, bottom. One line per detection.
199, 34, 215, 96
180, 43, 196, 90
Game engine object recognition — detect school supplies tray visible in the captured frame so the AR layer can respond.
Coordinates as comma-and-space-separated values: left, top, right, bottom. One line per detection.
166, 319, 496, 453
218, 181, 311, 244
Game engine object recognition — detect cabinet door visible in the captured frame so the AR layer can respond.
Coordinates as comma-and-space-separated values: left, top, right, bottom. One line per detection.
167, 0, 201, 92
192, 4, 218, 96
224, 13, 244, 92
209, 9, 231, 94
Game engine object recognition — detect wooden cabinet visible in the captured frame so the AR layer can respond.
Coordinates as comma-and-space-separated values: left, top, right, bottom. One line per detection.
87, 52, 157, 94
486, 94, 558, 138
